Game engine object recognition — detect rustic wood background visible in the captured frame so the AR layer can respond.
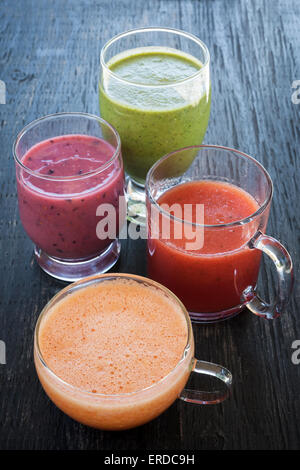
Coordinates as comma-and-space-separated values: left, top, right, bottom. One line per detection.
0, 0, 299, 450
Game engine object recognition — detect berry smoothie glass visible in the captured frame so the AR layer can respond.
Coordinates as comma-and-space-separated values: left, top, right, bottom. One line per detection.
14, 113, 125, 281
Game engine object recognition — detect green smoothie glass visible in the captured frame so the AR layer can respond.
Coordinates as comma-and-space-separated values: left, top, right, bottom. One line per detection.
99, 27, 211, 223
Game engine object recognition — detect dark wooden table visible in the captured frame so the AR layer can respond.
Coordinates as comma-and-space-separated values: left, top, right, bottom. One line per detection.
0, 0, 299, 451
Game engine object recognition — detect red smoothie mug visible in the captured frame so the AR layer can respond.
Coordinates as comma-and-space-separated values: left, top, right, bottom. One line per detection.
146, 145, 293, 322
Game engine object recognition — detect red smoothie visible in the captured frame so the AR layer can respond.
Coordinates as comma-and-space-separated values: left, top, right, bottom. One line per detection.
147, 180, 263, 314
17, 134, 125, 260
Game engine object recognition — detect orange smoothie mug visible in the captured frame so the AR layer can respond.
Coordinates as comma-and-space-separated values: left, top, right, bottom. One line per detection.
34, 273, 232, 430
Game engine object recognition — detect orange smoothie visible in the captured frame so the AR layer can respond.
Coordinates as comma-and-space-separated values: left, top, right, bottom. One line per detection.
35, 276, 193, 430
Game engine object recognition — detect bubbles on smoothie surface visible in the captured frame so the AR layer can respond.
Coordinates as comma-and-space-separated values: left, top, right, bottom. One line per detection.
105, 48, 203, 109
109, 50, 201, 85
22, 135, 115, 177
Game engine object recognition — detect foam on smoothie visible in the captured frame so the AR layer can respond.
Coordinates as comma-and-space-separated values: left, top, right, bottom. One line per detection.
39, 279, 188, 395
103, 48, 203, 111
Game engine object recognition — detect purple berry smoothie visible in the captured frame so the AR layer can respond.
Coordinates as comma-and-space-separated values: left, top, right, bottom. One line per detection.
16, 134, 125, 260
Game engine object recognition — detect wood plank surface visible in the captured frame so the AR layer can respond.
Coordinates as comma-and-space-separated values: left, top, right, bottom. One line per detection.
0, 0, 299, 450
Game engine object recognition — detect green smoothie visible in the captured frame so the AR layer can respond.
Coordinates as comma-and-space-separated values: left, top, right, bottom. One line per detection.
99, 47, 211, 185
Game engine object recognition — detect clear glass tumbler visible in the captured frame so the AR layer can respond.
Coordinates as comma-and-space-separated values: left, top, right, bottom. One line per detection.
99, 27, 211, 224
146, 145, 293, 322
14, 112, 125, 282
34, 273, 232, 430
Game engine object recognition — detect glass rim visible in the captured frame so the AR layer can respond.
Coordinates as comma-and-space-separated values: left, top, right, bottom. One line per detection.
100, 26, 210, 89
13, 112, 122, 181
146, 144, 273, 229
34, 273, 192, 399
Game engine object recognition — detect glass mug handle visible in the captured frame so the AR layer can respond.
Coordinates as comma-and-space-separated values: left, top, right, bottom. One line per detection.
243, 231, 294, 320
180, 359, 232, 404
